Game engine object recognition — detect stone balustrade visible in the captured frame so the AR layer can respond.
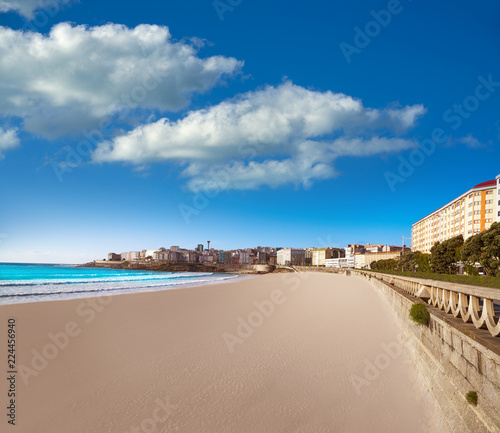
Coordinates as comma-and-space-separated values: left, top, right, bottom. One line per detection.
355, 271, 500, 338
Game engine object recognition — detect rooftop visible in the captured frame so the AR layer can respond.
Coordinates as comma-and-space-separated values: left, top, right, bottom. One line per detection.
472, 179, 496, 189
413, 175, 499, 226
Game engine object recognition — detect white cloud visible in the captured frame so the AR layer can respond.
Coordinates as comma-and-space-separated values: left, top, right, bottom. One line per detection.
0, 127, 19, 159
457, 134, 485, 149
184, 137, 416, 191
0, 23, 243, 137
0, 0, 72, 19
94, 82, 425, 190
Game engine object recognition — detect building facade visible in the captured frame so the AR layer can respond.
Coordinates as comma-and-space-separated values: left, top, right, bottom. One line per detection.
363, 251, 403, 268
312, 247, 332, 266
277, 248, 306, 266
412, 175, 500, 253
325, 247, 357, 268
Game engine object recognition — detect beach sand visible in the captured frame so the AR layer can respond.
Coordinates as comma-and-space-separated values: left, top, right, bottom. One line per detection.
0, 272, 437, 433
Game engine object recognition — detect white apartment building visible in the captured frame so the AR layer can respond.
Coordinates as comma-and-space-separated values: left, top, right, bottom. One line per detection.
325, 247, 357, 268
277, 248, 305, 266
119, 251, 140, 261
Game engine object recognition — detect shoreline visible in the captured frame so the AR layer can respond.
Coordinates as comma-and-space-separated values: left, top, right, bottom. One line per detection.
0, 271, 252, 306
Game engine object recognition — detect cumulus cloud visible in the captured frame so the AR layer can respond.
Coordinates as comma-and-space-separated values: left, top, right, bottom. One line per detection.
0, 127, 19, 159
0, 23, 242, 137
93, 82, 425, 190
0, 0, 72, 19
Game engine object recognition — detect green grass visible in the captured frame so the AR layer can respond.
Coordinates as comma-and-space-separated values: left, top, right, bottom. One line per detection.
409, 303, 430, 326
466, 391, 478, 405
366, 269, 500, 289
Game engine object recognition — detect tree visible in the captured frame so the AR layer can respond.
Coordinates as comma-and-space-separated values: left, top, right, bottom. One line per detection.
462, 222, 500, 276
430, 235, 464, 274
397, 251, 431, 272
415, 252, 431, 272
398, 251, 417, 271
370, 258, 398, 271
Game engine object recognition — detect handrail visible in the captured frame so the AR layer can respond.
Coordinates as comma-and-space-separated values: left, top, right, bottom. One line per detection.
353, 270, 500, 337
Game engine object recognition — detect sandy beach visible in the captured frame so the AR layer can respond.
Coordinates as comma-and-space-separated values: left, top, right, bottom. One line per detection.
0, 272, 437, 433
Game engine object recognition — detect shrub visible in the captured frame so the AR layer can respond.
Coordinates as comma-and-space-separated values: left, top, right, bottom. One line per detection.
409, 303, 430, 326
367, 269, 500, 290
466, 391, 478, 405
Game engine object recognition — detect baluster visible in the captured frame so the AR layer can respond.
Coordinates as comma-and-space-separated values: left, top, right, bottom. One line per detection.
482, 299, 500, 337
459, 293, 471, 323
468, 296, 486, 329
449, 291, 460, 317
443, 290, 452, 314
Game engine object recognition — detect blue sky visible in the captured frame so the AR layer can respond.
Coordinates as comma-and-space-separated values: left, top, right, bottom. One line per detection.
0, 0, 499, 263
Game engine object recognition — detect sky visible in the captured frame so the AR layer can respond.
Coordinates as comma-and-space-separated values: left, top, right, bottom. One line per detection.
0, 0, 499, 263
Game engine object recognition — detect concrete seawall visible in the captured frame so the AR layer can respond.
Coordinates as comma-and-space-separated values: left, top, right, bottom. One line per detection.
294, 266, 344, 273
353, 271, 500, 433
215, 263, 276, 273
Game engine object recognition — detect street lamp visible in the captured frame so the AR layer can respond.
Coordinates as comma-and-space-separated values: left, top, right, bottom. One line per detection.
402, 236, 411, 255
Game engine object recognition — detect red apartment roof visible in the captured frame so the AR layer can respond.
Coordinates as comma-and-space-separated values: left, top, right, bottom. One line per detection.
413, 177, 498, 226
472, 179, 496, 189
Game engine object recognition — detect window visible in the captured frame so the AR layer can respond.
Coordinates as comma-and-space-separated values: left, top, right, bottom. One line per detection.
468, 211, 473, 216
469, 194, 473, 198
474, 220, 480, 224
468, 230, 472, 234
474, 229, 480, 233
486, 200, 493, 204
469, 203, 473, 207
475, 192, 481, 196
486, 209, 493, 213
487, 190, 493, 194
474, 201, 481, 205
474, 210, 481, 214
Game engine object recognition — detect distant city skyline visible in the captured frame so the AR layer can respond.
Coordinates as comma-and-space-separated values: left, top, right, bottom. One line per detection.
0, 0, 499, 264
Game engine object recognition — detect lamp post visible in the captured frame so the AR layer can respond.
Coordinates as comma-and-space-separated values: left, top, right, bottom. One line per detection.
402, 236, 411, 255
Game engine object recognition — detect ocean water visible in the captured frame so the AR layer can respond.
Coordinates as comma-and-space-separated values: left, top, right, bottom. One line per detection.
0, 263, 241, 305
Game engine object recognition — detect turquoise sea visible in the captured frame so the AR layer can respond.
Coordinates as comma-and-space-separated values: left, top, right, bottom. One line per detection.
0, 263, 240, 304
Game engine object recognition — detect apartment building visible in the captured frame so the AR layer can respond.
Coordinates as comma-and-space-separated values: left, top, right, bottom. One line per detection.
312, 247, 332, 266
325, 246, 358, 268
277, 248, 306, 266
412, 174, 500, 253
120, 251, 140, 261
